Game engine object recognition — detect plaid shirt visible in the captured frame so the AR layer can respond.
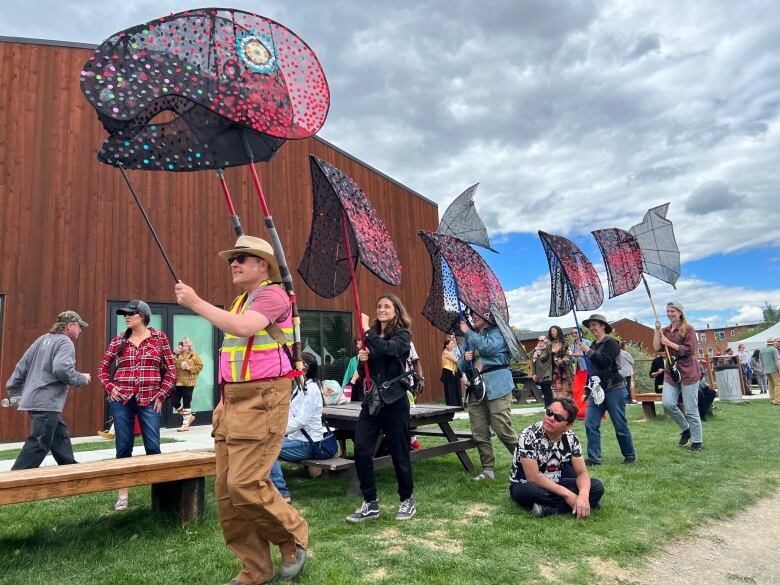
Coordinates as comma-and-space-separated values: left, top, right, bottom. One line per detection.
98, 328, 176, 406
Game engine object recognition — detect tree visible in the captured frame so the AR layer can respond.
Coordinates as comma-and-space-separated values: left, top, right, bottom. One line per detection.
763, 302, 780, 325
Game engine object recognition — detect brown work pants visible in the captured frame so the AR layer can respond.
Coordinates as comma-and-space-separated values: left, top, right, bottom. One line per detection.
769, 373, 780, 405
215, 378, 309, 585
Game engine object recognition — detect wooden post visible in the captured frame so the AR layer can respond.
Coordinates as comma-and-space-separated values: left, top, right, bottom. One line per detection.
151, 478, 206, 525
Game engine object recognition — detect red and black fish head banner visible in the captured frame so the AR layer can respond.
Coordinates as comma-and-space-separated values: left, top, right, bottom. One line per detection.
538, 231, 603, 317
297, 156, 402, 298
592, 228, 643, 298
81, 8, 329, 171
419, 231, 508, 332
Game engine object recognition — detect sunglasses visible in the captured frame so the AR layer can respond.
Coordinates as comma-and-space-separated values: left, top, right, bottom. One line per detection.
122, 311, 139, 317
545, 408, 568, 423
228, 253, 259, 265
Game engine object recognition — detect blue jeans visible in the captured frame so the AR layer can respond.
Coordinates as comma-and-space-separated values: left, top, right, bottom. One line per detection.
585, 387, 636, 463
662, 381, 702, 443
269, 437, 315, 498
110, 396, 161, 458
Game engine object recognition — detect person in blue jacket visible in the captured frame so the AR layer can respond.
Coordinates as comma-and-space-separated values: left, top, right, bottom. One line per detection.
458, 310, 518, 481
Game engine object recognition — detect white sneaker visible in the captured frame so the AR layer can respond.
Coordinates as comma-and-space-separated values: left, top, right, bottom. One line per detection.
472, 469, 495, 481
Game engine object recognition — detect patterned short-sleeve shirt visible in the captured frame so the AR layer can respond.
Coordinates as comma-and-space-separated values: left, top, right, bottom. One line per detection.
509, 421, 582, 484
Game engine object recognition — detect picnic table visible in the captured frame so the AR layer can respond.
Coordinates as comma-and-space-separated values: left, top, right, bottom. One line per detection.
512, 373, 545, 404
304, 403, 476, 494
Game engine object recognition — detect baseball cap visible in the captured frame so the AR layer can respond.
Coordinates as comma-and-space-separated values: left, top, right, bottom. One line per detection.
57, 310, 89, 327
117, 299, 152, 318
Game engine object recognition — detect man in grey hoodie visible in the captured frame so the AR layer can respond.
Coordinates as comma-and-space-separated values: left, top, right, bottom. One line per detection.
5, 310, 92, 470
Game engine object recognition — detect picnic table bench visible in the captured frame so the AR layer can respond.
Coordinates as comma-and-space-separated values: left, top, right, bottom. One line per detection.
635, 393, 663, 419
512, 373, 545, 404
0, 451, 215, 524
303, 403, 476, 495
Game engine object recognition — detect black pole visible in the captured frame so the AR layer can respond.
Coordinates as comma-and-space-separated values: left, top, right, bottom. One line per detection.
118, 165, 180, 283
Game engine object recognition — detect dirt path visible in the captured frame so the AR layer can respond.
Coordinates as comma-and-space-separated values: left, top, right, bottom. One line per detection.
627, 491, 780, 585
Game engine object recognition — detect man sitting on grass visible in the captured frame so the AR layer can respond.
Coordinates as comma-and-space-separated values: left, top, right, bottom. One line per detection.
509, 398, 604, 518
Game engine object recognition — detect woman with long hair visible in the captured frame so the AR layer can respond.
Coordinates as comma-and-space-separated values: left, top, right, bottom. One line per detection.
548, 325, 573, 398
654, 301, 702, 451
441, 336, 462, 407
97, 300, 175, 511
346, 294, 416, 523
172, 337, 204, 432
269, 352, 330, 502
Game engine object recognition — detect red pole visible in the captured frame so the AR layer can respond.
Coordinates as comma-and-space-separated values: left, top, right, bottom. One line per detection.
247, 162, 271, 216
340, 209, 371, 389
216, 170, 244, 237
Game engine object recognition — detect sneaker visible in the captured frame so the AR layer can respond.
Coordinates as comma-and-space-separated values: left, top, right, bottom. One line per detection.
346, 500, 380, 523
621, 457, 637, 465
584, 458, 601, 466
679, 428, 691, 446
689, 442, 702, 452
532, 503, 559, 518
472, 469, 495, 481
410, 438, 422, 450
395, 497, 416, 520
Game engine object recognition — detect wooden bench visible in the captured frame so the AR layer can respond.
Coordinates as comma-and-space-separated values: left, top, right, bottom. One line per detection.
635, 393, 686, 419
635, 393, 663, 419
0, 451, 215, 524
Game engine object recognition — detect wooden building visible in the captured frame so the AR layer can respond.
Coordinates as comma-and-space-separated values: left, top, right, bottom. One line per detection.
0, 37, 441, 441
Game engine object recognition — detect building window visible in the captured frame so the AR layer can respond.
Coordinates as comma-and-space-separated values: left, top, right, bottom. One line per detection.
300, 310, 353, 383
699, 333, 707, 342
730, 329, 735, 337
698, 347, 704, 357
715, 331, 725, 341
707, 346, 714, 356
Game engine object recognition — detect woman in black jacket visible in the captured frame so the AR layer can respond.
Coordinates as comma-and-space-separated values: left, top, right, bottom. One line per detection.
346, 294, 415, 523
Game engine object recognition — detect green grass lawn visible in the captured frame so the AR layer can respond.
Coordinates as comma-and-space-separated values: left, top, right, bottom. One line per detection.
0, 437, 178, 461
1, 401, 779, 584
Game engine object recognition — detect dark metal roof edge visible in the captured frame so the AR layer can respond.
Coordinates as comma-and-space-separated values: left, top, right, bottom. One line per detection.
0, 36, 437, 210
312, 135, 437, 208
0, 35, 97, 50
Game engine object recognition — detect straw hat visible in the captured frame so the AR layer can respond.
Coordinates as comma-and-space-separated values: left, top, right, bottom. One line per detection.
218, 235, 281, 282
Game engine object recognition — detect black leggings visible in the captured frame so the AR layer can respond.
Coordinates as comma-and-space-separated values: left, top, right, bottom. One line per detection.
171, 386, 194, 409
354, 396, 413, 502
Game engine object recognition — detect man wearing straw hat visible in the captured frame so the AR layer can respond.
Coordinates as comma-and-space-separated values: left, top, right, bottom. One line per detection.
175, 235, 307, 584
4, 311, 91, 470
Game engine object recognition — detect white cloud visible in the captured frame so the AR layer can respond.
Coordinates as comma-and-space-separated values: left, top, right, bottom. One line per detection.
506, 270, 780, 331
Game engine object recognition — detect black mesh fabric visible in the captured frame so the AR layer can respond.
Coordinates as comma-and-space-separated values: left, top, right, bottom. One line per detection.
81, 8, 328, 170
297, 156, 402, 298
436, 183, 496, 251
96, 95, 285, 170
81, 8, 329, 137
629, 203, 681, 288
592, 228, 644, 298
419, 231, 508, 333
538, 231, 604, 317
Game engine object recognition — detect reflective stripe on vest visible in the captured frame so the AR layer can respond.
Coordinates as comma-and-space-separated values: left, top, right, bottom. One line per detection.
220, 285, 294, 382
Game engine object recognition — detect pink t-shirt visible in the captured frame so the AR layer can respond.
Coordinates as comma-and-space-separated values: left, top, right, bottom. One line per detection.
219, 285, 292, 382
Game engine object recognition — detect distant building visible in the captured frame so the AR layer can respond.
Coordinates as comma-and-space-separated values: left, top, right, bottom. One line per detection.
695, 322, 765, 358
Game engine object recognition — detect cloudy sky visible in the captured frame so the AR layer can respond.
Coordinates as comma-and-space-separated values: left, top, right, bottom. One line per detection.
2, 1, 778, 331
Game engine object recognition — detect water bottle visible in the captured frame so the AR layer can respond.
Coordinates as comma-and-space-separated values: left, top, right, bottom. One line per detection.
1, 397, 19, 408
